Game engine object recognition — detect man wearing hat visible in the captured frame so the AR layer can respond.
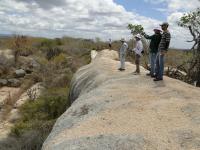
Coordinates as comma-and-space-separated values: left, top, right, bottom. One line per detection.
144, 27, 162, 77
154, 22, 171, 81
133, 34, 143, 74
118, 38, 128, 71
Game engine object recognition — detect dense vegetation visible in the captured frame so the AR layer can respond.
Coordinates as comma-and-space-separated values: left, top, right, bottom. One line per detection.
0, 36, 109, 150
178, 8, 200, 85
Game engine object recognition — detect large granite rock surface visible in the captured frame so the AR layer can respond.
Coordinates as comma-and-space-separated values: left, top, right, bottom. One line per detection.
43, 50, 200, 150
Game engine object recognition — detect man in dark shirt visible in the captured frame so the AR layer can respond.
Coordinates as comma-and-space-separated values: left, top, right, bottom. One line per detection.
154, 22, 171, 81
144, 27, 162, 77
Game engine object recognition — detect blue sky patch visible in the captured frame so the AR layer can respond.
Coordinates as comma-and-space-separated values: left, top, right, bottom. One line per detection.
114, 0, 167, 20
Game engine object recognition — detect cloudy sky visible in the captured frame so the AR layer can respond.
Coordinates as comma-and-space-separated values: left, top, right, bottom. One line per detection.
0, 0, 199, 48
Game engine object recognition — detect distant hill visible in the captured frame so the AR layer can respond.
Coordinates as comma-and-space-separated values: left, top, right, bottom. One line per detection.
169, 48, 191, 51
0, 34, 12, 39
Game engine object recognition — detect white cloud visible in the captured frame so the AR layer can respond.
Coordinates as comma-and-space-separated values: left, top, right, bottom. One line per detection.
167, 0, 199, 12
0, 0, 160, 39
0, 0, 29, 12
0, 0, 198, 49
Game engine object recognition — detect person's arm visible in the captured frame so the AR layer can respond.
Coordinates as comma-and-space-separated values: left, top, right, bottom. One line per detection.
144, 34, 154, 40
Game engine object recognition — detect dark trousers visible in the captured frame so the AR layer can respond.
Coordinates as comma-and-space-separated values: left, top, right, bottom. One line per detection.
109, 44, 112, 49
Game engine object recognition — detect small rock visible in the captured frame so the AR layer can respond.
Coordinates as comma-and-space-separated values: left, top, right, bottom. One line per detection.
0, 49, 15, 67
31, 59, 40, 69
15, 69, 26, 78
18, 56, 40, 72
7, 109, 21, 123
8, 78, 21, 87
0, 79, 8, 86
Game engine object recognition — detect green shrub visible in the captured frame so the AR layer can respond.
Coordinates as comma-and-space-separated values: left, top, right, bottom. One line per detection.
1, 129, 51, 150
40, 39, 56, 48
46, 47, 62, 60
55, 38, 63, 46
0, 35, 95, 150
52, 53, 68, 67
11, 87, 70, 137
8, 87, 69, 149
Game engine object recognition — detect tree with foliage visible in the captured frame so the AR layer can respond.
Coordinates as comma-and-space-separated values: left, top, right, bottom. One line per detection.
178, 8, 200, 51
178, 8, 200, 86
127, 24, 145, 35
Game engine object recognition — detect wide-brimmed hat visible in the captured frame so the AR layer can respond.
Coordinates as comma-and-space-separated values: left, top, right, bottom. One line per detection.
135, 34, 142, 39
154, 27, 162, 32
120, 38, 125, 42
160, 22, 169, 26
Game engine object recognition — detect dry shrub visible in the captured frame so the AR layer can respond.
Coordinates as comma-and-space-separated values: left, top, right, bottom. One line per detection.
0, 129, 52, 150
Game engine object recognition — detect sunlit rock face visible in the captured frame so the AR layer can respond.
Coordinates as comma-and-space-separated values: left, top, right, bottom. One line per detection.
43, 50, 200, 150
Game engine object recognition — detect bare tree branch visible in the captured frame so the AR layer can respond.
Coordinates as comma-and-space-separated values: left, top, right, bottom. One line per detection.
187, 39, 195, 42
191, 42, 198, 49
189, 26, 196, 39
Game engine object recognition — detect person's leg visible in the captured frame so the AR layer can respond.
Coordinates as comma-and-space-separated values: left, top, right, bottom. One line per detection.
138, 55, 140, 73
135, 55, 138, 72
120, 53, 125, 70
151, 53, 157, 76
135, 54, 140, 73
158, 54, 164, 79
146, 53, 152, 76
137, 64, 140, 73
150, 53, 154, 75
119, 53, 122, 69
155, 53, 160, 77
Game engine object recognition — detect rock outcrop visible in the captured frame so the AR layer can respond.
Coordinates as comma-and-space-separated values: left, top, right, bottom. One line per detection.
0, 49, 15, 67
43, 50, 200, 150
15, 69, 26, 78
0, 83, 43, 140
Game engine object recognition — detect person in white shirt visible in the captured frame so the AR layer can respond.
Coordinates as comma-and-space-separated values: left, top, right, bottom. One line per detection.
119, 38, 128, 71
133, 34, 143, 74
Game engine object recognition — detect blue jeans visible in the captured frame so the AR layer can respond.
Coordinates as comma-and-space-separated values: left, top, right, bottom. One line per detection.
155, 53, 165, 79
150, 53, 157, 75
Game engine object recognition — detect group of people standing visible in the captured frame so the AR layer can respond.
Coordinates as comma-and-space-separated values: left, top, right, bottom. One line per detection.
118, 22, 171, 81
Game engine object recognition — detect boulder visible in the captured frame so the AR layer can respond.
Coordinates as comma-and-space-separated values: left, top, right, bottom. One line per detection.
7, 109, 21, 123
8, 79, 21, 87
43, 50, 200, 150
0, 79, 8, 86
0, 49, 15, 67
15, 69, 26, 78
18, 56, 40, 72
